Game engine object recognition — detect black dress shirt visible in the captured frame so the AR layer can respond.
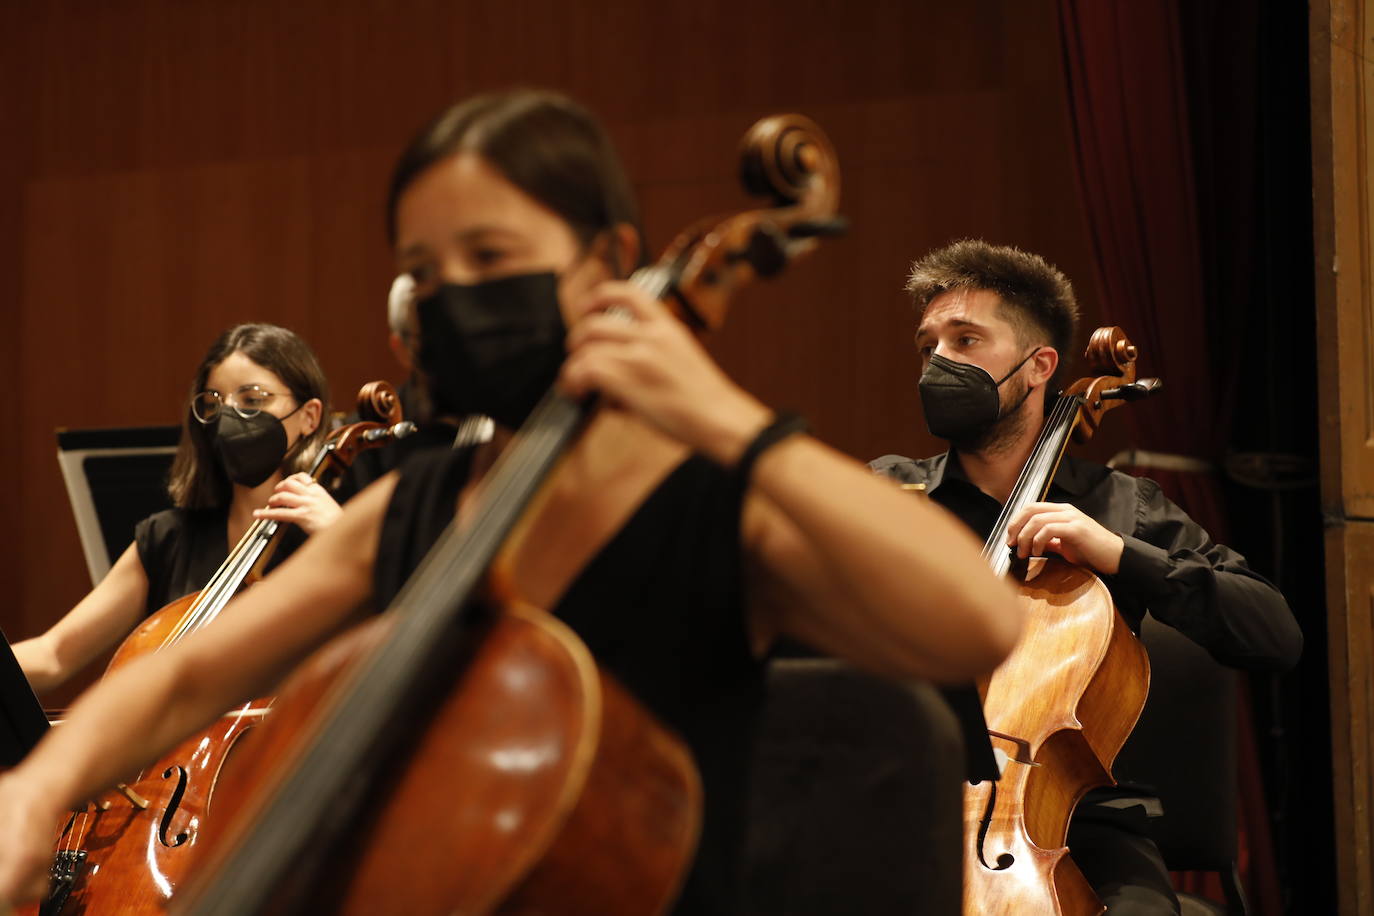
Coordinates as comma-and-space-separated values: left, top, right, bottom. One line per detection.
871, 452, 1301, 671
870, 451, 1302, 783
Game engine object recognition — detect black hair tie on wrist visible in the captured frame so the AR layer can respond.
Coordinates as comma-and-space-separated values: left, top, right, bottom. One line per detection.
735, 411, 809, 483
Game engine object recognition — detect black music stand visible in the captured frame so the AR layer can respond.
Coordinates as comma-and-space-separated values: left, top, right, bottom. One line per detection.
56, 426, 180, 586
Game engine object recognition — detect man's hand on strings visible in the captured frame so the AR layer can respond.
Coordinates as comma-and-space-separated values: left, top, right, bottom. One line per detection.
1006, 502, 1125, 575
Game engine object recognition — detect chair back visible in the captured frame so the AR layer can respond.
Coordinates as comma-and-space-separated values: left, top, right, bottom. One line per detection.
746, 659, 966, 915
1113, 616, 1239, 869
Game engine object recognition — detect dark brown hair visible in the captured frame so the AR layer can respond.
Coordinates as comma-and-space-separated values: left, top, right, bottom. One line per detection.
906, 240, 1080, 388
167, 323, 331, 509
386, 89, 643, 267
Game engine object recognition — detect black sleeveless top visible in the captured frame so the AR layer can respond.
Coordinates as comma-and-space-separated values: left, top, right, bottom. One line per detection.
373, 446, 764, 914
134, 508, 307, 618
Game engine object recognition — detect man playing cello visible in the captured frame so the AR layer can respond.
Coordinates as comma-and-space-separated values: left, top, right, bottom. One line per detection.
872, 239, 1301, 915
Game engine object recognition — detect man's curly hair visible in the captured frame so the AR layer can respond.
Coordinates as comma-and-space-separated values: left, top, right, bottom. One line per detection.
906, 239, 1080, 387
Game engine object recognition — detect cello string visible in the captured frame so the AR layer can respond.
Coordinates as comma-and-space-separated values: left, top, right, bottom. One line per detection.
163, 517, 266, 645
161, 519, 268, 648
172, 521, 273, 640
981, 393, 1079, 571
168, 442, 340, 645
1005, 395, 1075, 516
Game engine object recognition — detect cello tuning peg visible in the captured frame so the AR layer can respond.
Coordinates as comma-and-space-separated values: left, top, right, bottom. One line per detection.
787, 216, 849, 239
728, 224, 789, 277
1100, 378, 1163, 402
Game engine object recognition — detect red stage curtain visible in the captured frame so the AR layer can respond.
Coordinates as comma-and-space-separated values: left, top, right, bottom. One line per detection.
1058, 1, 1281, 912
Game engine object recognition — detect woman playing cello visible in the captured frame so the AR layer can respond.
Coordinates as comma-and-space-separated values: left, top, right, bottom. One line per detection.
0, 90, 1019, 912
13, 323, 340, 694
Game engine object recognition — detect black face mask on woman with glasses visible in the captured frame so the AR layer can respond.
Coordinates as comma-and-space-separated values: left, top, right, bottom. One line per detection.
211, 404, 302, 488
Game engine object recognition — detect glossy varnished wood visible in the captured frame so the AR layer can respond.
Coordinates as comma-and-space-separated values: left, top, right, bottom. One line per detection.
106, 591, 202, 674
1312, 0, 1374, 912
963, 559, 1150, 916
176, 605, 700, 914
34, 706, 265, 915
17, 593, 270, 915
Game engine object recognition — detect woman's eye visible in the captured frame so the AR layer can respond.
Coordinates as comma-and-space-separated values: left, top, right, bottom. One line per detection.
958, 336, 978, 347
472, 248, 508, 268
239, 389, 269, 409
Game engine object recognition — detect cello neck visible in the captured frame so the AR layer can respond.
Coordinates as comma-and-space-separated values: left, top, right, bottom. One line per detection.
159, 446, 338, 648
175, 113, 847, 913
980, 393, 1083, 578
160, 518, 279, 648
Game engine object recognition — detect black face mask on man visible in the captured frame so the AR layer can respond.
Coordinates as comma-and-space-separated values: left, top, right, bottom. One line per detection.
414, 271, 567, 430
918, 349, 1040, 445
212, 405, 300, 488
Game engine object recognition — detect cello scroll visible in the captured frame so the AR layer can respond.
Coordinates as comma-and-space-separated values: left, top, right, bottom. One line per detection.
650, 114, 845, 332
1066, 327, 1162, 444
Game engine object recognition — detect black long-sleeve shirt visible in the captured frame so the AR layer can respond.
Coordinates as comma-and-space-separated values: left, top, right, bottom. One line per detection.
870, 451, 1301, 672
870, 451, 1301, 786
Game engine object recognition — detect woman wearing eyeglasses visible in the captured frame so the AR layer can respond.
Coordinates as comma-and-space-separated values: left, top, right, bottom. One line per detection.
12, 323, 338, 695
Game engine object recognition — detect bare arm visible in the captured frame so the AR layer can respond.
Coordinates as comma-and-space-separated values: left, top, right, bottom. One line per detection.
560, 282, 1020, 682
742, 437, 1020, 682
0, 474, 396, 904
11, 543, 150, 695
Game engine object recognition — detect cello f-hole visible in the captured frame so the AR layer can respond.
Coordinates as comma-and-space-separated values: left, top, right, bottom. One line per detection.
158, 766, 190, 848
974, 781, 1015, 871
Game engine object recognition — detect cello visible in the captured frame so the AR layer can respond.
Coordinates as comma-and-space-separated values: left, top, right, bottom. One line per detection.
170, 113, 844, 915
29, 382, 416, 916
963, 327, 1161, 915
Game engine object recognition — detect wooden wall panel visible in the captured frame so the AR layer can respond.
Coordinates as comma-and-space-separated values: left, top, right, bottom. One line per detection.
1313, 0, 1374, 912
0, 1, 1104, 688
1325, 522, 1374, 916
1320, 0, 1374, 515
0, 4, 32, 637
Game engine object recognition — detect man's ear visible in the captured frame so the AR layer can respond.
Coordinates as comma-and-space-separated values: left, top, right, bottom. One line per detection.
1030, 346, 1059, 388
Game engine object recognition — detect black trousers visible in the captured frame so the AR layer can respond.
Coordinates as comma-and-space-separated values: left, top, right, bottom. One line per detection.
1067, 803, 1181, 916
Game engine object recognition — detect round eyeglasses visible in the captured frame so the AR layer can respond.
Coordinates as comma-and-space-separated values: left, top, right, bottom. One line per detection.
191, 385, 286, 424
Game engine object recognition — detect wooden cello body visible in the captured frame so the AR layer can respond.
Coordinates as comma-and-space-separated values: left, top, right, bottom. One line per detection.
170, 114, 844, 916
962, 328, 1161, 915
187, 605, 701, 915
29, 592, 276, 916
964, 560, 1149, 914
27, 383, 415, 916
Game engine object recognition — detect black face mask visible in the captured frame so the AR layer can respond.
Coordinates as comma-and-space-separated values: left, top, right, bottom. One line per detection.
918, 350, 1039, 445
212, 407, 297, 488
415, 271, 567, 430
